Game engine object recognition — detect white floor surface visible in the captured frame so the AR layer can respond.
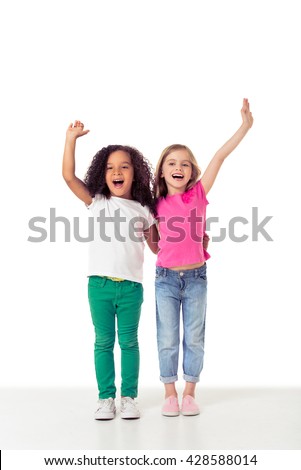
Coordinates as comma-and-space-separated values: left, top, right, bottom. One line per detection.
0, 387, 300, 450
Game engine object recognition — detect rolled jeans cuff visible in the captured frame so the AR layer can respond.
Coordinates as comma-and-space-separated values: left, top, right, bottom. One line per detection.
183, 374, 200, 383
160, 374, 178, 384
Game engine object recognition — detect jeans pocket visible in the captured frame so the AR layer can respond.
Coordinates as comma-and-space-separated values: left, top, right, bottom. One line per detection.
155, 268, 164, 279
199, 264, 207, 281
132, 281, 142, 289
88, 276, 107, 288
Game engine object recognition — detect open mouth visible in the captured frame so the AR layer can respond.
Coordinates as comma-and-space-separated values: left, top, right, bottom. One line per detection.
172, 173, 184, 180
113, 179, 124, 188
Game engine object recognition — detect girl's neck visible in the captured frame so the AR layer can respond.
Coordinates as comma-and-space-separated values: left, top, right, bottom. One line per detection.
167, 188, 186, 196
110, 193, 133, 200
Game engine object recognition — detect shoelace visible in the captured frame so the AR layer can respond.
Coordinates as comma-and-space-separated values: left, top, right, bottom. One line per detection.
121, 397, 137, 410
97, 399, 114, 411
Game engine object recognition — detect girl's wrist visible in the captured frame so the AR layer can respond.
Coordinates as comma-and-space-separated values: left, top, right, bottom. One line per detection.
240, 122, 251, 132
65, 134, 77, 144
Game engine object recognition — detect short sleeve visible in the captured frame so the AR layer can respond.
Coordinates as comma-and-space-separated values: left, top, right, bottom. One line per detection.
86, 194, 104, 214
196, 180, 209, 205
86, 199, 94, 210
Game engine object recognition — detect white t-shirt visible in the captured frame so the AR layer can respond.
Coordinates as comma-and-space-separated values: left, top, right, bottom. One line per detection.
87, 195, 155, 283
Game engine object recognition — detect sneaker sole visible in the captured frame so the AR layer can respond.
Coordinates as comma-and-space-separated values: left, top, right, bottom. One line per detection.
162, 411, 180, 417
181, 410, 200, 416
95, 415, 115, 420
121, 414, 140, 419
95, 411, 116, 420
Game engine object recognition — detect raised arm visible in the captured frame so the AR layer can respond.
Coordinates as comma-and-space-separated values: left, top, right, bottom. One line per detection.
62, 120, 92, 205
201, 98, 253, 195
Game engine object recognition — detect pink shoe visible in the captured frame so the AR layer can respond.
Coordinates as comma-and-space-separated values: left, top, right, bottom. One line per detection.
181, 395, 200, 416
162, 396, 180, 417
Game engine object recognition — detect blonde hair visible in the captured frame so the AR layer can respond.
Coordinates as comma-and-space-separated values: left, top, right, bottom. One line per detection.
154, 144, 201, 199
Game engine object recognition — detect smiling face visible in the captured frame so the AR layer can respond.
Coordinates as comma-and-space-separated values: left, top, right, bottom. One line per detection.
161, 149, 193, 195
105, 150, 134, 199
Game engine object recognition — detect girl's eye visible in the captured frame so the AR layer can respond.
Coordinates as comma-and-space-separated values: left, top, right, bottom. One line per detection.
122, 166, 129, 169
168, 162, 175, 166
182, 163, 190, 167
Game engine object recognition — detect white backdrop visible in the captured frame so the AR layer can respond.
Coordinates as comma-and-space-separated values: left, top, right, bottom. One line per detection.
1, 0, 300, 391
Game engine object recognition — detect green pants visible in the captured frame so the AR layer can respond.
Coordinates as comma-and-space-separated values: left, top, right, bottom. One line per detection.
88, 276, 143, 399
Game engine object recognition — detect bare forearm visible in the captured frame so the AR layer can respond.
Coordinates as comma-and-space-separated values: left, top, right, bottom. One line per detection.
147, 238, 159, 254
214, 123, 250, 162
144, 224, 160, 254
62, 137, 77, 182
201, 99, 253, 195
201, 123, 252, 195
61, 121, 92, 205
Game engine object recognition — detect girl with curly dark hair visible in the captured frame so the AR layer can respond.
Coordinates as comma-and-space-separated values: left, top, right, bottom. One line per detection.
62, 120, 158, 421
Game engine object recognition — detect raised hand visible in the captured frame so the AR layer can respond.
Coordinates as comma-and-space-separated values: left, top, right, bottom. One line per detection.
241, 98, 253, 129
66, 120, 90, 140
62, 120, 92, 205
201, 98, 254, 195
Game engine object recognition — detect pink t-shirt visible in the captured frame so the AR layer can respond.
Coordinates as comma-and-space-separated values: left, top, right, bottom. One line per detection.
156, 180, 210, 268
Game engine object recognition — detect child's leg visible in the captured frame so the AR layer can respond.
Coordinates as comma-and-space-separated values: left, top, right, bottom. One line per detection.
88, 276, 117, 399
182, 265, 207, 390
164, 383, 178, 398
155, 267, 181, 396
183, 382, 196, 398
116, 281, 143, 398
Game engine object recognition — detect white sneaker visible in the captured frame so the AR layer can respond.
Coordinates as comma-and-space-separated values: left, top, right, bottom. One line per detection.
120, 397, 140, 419
94, 398, 116, 420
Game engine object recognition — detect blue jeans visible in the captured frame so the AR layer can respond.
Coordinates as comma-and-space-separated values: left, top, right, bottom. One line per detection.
155, 265, 207, 383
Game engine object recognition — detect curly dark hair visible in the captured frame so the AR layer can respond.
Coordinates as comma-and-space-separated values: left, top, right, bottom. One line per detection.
84, 145, 155, 212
